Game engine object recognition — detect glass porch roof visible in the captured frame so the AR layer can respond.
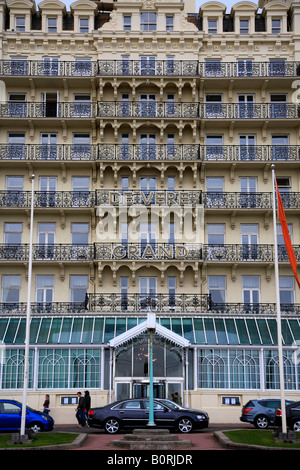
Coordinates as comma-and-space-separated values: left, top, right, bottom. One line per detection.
1, 316, 300, 347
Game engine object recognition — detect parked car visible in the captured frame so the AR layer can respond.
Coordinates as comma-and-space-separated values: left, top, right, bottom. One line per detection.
87, 398, 209, 434
0, 399, 54, 432
275, 401, 300, 432
240, 399, 294, 429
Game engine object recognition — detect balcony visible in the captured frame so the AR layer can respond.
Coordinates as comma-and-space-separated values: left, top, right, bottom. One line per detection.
97, 189, 202, 206
97, 143, 199, 160
203, 192, 300, 210
0, 191, 96, 208
97, 101, 199, 119
1, 60, 299, 78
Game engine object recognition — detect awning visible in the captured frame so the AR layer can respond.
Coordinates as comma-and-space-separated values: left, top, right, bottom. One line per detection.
0, 316, 299, 346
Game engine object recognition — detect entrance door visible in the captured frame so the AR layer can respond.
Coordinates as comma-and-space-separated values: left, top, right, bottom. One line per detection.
133, 381, 165, 399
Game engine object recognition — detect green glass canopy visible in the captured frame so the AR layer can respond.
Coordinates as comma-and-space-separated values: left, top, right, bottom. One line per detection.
1, 316, 300, 346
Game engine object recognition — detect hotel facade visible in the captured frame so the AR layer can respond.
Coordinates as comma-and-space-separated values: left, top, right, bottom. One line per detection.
0, 0, 300, 424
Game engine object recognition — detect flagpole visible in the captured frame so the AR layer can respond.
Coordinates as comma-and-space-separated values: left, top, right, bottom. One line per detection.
271, 164, 287, 435
20, 174, 35, 438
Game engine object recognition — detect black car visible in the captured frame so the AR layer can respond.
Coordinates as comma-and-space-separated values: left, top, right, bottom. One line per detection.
87, 398, 209, 434
275, 401, 300, 432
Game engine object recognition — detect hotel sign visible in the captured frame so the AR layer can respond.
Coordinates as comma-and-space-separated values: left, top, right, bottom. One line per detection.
109, 191, 191, 206
112, 244, 192, 259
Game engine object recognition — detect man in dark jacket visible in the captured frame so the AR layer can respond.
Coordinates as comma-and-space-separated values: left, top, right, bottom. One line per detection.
76, 392, 86, 427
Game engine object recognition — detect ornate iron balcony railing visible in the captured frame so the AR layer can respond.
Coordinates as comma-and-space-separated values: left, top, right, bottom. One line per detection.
96, 189, 202, 206
0, 144, 299, 162
1, 60, 299, 78
0, 298, 299, 316
0, 191, 97, 208
3, 101, 294, 120
203, 192, 300, 210
0, 243, 295, 263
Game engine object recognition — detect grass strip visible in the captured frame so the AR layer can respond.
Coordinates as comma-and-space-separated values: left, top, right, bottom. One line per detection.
0, 432, 79, 449
223, 430, 300, 449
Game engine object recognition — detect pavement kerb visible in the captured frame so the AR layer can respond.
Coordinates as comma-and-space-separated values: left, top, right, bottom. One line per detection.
214, 429, 300, 451
0, 432, 88, 451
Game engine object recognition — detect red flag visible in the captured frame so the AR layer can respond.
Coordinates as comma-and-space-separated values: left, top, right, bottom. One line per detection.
276, 180, 300, 288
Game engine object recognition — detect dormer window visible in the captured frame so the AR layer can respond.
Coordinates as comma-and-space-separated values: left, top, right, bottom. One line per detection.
47, 17, 57, 33
79, 17, 89, 33
166, 16, 174, 31
208, 18, 218, 34
15, 16, 25, 32
272, 18, 281, 34
240, 19, 249, 34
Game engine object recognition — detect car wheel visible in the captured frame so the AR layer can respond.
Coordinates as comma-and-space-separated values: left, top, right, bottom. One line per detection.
104, 418, 120, 434
292, 420, 300, 432
177, 417, 193, 433
29, 422, 44, 433
254, 415, 269, 429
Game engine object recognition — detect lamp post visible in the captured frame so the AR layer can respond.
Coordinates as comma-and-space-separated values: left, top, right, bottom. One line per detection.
20, 174, 35, 439
147, 312, 156, 427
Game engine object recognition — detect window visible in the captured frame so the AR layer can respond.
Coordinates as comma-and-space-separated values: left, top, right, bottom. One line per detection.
208, 275, 226, 304
74, 58, 92, 76
38, 176, 57, 207
140, 93, 157, 117
36, 275, 54, 308
121, 133, 130, 159
2, 275, 21, 303
120, 276, 128, 310
139, 134, 156, 160
166, 16, 174, 31
205, 94, 222, 118
73, 95, 91, 117
166, 134, 175, 159
5, 176, 24, 206
272, 135, 289, 160
279, 276, 294, 305
121, 55, 130, 75
37, 223, 55, 259
70, 275, 88, 303
269, 59, 286, 77
205, 177, 224, 207
206, 135, 223, 160
72, 133, 91, 160
205, 59, 222, 77
240, 19, 249, 34
139, 277, 157, 309
7, 133, 25, 159
239, 135, 256, 160
270, 94, 287, 119
40, 133, 57, 160
239, 176, 258, 208
242, 276, 260, 309
79, 17, 89, 33
140, 56, 156, 76
47, 17, 57, 33
272, 18, 281, 34
10, 56, 28, 75
42, 57, 59, 76
140, 12, 157, 31
8, 93, 26, 117
237, 59, 253, 77
72, 176, 90, 206
15, 16, 25, 31
241, 224, 258, 260
208, 18, 218, 34
238, 94, 254, 119
4, 223, 22, 245
207, 224, 225, 244
123, 15, 131, 30
71, 223, 89, 245
168, 276, 176, 308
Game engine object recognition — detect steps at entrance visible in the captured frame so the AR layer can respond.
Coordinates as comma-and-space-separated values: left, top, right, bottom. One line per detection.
110, 429, 193, 450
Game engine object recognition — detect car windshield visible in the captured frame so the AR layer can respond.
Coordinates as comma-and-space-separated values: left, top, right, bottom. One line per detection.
13, 401, 37, 413
158, 399, 184, 410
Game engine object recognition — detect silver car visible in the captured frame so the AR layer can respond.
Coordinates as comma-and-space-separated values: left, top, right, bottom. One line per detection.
240, 399, 294, 429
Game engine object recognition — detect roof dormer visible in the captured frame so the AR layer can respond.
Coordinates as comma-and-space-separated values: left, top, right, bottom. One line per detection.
262, 1, 290, 34
199, 2, 227, 35
231, 1, 258, 35
7, 0, 36, 32
70, 0, 97, 34
38, 0, 66, 34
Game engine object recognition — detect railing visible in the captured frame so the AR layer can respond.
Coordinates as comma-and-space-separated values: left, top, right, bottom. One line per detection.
0, 243, 295, 262
203, 192, 300, 209
0, 144, 299, 162
1, 102, 297, 119
0, 191, 96, 208
1, 60, 299, 78
96, 189, 202, 206
0, 298, 299, 316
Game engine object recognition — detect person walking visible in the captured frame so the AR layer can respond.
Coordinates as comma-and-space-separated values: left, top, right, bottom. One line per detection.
76, 392, 86, 427
84, 391, 91, 423
43, 394, 50, 414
